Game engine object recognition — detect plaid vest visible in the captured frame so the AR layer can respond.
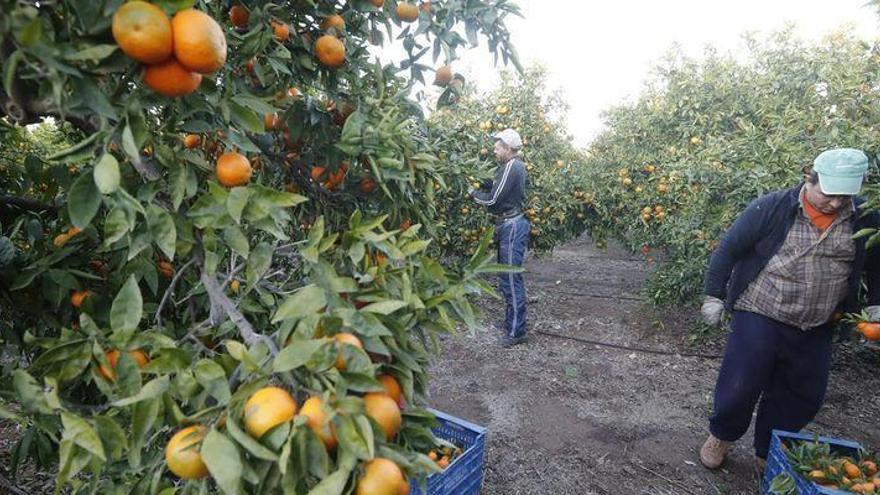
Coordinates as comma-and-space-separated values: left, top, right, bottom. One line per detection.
735, 199, 855, 330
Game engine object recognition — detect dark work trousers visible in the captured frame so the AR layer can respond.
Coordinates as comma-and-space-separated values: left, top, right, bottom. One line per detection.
709, 311, 833, 458
496, 215, 530, 339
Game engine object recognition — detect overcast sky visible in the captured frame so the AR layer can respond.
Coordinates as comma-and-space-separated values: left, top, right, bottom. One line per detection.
414, 0, 879, 146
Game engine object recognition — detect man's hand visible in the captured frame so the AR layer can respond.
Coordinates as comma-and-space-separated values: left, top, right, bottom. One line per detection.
867, 305, 880, 322
701, 296, 725, 326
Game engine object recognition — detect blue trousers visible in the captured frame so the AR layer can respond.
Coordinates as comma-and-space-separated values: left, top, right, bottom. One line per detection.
497, 216, 529, 339
709, 311, 833, 458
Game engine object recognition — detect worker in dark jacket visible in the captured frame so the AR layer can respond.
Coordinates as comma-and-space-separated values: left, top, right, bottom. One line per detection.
469, 128, 530, 347
698, 148, 880, 473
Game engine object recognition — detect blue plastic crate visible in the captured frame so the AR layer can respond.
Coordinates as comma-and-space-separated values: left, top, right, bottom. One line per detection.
762, 429, 863, 495
409, 409, 487, 495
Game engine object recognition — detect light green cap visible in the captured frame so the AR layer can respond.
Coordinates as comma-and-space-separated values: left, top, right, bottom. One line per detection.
813, 148, 868, 195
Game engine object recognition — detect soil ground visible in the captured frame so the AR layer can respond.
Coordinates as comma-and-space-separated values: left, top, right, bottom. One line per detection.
2, 236, 879, 495
427, 236, 880, 495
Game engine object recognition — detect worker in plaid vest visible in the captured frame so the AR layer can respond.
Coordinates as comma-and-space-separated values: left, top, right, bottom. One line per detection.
697, 148, 880, 473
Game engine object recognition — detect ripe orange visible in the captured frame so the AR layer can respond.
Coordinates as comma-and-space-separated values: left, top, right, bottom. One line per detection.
359, 177, 377, 194
356, 458, 407, 495
433, 65, 452, 87
112, 1, 173, 64
395, 3, 420, 22
299, 397, 337, 450
363, 393, 401, 440
144, 58, 202, 97
315, 35, 345, 68
860, 322, 880, 341
437, 456, 449, 469
165, 425, 209, 479
334, 332, 363, 370
377, 374, 403, 406
370, 0, 385, 6
265, 112, 281, 131
244, 386, 297, 438
216, 151, 252, 187
53, 233, 71, 247
844, 460, 863, 479
70, 290, 92, 308
184, 134, 200, 149
228, 5, 249, 28
98, 348, 150, 381
230, 279, 240, 293
158, 261, 174, 279
287, 87, 300, 98
321, 14, 346, 31
171, 9, 227, 74
862, 461, 878, 476
272, 21, 290, 42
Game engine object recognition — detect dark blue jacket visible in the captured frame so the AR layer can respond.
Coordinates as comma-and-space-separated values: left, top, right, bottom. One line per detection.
704, 183, 880, 313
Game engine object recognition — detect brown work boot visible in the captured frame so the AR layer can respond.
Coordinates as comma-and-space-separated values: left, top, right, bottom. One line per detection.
700, 434, 731, 469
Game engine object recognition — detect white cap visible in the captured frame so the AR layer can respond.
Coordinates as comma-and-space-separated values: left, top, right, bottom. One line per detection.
492, 128, 523, 150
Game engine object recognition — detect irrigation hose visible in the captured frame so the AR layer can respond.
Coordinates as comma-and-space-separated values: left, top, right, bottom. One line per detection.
533, 329, 723, 359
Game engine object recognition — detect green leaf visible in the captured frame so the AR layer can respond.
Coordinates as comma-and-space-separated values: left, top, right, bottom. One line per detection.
12, 370, 55, 415
231, 94, 277, 116
229, 100, 265, 134
122, 124, 140, 163
273, 285, 327, 322
94, 417, 128, 461
110, 275, 143, 334
354, 415, 375, 459
111, 376, 169, 407
334, 414, 370, 461
194, 359, 231, 404
129, 398, 160, 468
61, 412, 106, 462
225, 416, 279, 461
227, 187, 251, 224
169, 163, 188, 210
66, 44, 117, 61
273, 340, 326, 372
103, 207, 130, 247
360, 300, 408, 315
201, 430, 243, 495
149, 207, 177, 261
68, 172, 102, 229
247, 242, 273, 286
224, 227, 250, 258
93, 154, 121, 194
306, 467, 350, 495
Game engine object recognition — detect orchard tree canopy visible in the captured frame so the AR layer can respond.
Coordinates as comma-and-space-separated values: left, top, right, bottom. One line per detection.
0, 0, 527, 493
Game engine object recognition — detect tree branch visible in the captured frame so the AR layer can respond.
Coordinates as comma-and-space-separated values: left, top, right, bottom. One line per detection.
155, 259, 195, 329
0, 196, 58, 213
199, 269, 279, 356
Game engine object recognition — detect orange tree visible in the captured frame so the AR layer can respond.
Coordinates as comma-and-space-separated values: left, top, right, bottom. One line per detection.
0, 0, 522, 493
426, 66, 592, 257
579, 30, 880, 305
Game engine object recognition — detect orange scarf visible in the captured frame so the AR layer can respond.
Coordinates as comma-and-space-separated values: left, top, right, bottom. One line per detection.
803, 193, 837, 232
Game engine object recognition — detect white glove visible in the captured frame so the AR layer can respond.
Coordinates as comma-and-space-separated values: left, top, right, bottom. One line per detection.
867, 305, 880, 322
701, 296, 725, 326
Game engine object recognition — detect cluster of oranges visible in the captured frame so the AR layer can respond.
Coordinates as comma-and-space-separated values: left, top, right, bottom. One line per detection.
311, 163, 349, 191
427, 444, 463, 470
800, 456, 879, 493
162, 332, 410, 494
112, 1, 226, 97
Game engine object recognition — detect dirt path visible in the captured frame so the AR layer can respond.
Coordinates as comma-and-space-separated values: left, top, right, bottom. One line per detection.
427, 237, 880, 495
